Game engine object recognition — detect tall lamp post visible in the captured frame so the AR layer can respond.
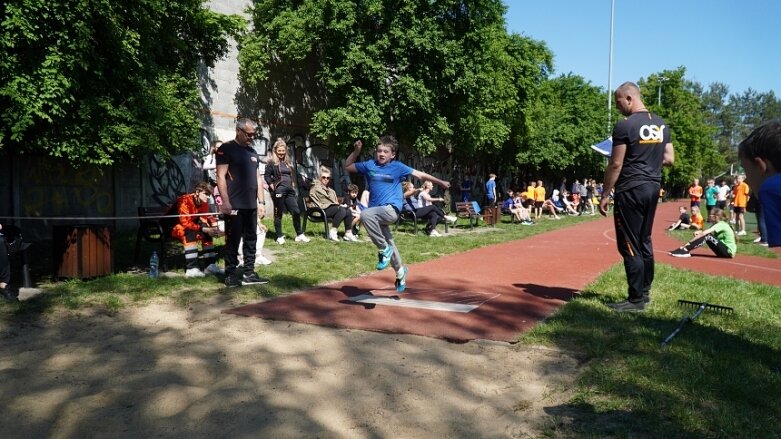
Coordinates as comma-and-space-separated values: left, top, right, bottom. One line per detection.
657, 76, 668, 107
607, 0, 615, 133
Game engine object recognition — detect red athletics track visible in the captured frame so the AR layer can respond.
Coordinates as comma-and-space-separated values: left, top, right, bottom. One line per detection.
225, 201, 779, 342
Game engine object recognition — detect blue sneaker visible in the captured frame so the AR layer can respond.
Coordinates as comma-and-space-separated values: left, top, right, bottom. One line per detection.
376, 245, 393, 270
395, 266, 408, 292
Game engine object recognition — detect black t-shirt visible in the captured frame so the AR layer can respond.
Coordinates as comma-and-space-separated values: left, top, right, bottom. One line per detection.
679, 213, 691, 224
215, 140, 260, 209
612, 111, 669, 192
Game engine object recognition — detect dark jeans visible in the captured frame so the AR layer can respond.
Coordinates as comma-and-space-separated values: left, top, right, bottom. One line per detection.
613, 182, 660, 302
272, 187, 302, 238
415, 205, 446, 232
324, 205, 354, 230
224, 209, 257, 274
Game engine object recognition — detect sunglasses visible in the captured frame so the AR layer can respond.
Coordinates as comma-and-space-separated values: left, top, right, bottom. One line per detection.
239, 127, 257, 138
321, 176, 331, 180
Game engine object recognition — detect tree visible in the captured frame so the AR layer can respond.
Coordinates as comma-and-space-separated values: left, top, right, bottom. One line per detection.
0, 0, 245, 166
239, 0, 551, 159
640, 68, 720, 192
515, 74, 606, 180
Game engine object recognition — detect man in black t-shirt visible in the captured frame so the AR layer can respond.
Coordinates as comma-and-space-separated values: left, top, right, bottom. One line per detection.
216, 118, 269, 287
599, 82, 675, 312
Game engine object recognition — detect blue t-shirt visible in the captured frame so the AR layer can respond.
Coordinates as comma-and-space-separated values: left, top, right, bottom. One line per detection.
486, 179, 496, 201
760, 173, 781, 247
355, 160, 413, 212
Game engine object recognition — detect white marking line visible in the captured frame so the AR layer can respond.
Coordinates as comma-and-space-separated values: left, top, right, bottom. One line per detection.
349, 290, 499, 313
601, 227, 781, 273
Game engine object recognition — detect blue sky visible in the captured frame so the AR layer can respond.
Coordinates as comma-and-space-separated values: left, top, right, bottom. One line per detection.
505, 0, 781, 97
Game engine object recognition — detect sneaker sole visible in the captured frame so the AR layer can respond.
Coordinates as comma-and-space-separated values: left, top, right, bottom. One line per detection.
669, 253, 691, 258
242, 279, 270, 285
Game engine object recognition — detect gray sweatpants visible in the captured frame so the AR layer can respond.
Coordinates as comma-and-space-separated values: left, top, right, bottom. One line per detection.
360, 205, 402, 272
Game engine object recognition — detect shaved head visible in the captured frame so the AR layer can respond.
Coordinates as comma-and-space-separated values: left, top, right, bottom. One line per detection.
616, 82, 641, 98
614, 82, 644, 116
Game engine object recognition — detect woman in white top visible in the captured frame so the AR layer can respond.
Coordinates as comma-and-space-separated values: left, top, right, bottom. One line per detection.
403, 181, 456, 236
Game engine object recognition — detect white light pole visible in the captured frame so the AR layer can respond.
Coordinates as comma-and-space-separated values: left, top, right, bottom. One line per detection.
607, 0, 615, 133
657, 76, 667, 107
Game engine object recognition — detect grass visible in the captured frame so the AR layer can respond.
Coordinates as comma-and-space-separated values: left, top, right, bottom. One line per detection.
523, 264, 781, 438
6, 212, 600, 314
2, 210, 779, 438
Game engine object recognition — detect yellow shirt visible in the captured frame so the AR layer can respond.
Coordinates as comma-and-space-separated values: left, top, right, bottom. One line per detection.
534, 186, 546, 202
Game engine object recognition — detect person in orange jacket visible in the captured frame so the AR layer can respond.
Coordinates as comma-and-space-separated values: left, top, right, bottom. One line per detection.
171, 182, 224, 277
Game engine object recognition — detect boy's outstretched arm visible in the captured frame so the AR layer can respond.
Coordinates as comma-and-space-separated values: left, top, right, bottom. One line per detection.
411, 169, 451, 190
344, 140, 362, 173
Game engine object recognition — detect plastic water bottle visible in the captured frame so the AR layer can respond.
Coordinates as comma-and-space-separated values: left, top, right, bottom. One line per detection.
149, 251, 160, 279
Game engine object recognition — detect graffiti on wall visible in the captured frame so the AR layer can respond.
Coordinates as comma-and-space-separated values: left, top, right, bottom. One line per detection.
20, 158, 114, 216
147, 155, 186, 208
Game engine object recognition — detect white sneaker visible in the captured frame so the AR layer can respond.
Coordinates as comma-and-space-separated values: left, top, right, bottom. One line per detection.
737, 230, 747, 236
753, 236, 763, 243
276, 236, 286, 245
344, 232, 358, 242
295, 234, 311, 242
429, 229, 442, 237
328, 230, 339, 241
204, 263, 224, 276
185, 268, 205, 278
444, 215, 457, 224
257, 255, 272, 265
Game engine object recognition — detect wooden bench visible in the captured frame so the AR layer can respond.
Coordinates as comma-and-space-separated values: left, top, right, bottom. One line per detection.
133, 206, 177, 271
455, 202, 481, 229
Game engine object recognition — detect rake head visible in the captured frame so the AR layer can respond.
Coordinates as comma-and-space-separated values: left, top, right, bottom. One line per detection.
678, 299, 734, 314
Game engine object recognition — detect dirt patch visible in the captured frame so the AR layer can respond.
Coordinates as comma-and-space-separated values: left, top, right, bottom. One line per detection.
0, 299, 582, 438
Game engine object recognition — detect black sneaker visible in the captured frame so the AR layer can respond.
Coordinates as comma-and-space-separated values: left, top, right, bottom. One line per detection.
642, 293, 651, 304
242, 271, 270, 285
224, 273, 242, 288
1, 286, 19, 302
669, 248, 691, 258
607, 300, 646, 312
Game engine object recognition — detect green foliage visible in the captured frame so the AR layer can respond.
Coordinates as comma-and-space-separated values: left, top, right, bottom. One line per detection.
0, 0, 245, 166
640, 68, 720, 190
240, 0, 552, 158
518, 74, 607, 178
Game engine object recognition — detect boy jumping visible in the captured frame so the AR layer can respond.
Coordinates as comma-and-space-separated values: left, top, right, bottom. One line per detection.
344, 136, 450, 292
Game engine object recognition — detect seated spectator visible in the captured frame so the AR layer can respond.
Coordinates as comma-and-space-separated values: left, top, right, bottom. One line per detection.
171, 182, 223, 277
561, 190, 580, 215
501, 190, 515, 214
403, 181, 454, 236
552, 189, 578, 216
345, 183, 365, 235
538, 192, 561, 220
309, 166, 357, 241
667, 206, 692, 230
669, 208, 736, 258
510, 193, 534, 225
690, 206, 704, 231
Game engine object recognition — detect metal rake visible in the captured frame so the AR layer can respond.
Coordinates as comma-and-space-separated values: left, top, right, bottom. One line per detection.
660, 300, 734, 347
